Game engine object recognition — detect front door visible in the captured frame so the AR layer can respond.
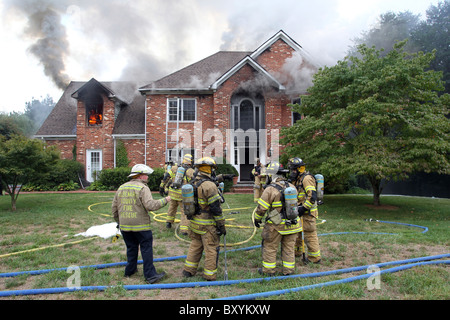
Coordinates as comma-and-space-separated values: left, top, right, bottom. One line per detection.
86, 149, 102, 182
231, 98, 264, 181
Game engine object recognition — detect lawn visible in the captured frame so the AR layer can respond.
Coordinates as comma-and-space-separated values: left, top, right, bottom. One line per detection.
0, 191, 448, 301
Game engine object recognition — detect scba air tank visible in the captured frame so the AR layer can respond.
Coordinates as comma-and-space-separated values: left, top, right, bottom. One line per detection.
315, 174, 324, 202
181, 184, 196, 218
172, 166, 186, 189
284, 186, 299, 220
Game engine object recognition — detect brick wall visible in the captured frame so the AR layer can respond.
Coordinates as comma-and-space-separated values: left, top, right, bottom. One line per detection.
45, 139, 76, 160
76, 92, 115, 176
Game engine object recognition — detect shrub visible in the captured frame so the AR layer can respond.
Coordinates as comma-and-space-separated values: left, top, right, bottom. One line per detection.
147, 167, 164, 191
97, 167, 131, 190
216, 159, 239, 192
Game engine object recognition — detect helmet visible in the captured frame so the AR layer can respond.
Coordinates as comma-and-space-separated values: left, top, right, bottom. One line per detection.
194, 157, 217, 168
265, 161, 289, 176
128, 164, 154, 177
194, 157, 217, 174
182, 154, 193, 165
288, 157, 306, 169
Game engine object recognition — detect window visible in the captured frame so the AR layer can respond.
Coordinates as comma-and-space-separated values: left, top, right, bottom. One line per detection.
168, 98, 196, 122
85, 93, 103, 126
167, 148, 195, 163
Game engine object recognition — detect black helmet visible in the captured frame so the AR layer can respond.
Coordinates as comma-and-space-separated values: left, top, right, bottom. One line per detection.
288, 157, 306, 169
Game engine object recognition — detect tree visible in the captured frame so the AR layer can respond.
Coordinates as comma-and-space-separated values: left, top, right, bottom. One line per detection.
281, 42, 450, 206
411, 0, 450, 93
0, 135, 59, 211
24, 95, 55, 135
349, 11, 420, 57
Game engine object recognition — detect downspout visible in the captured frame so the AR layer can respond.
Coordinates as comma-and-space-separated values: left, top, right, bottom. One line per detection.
113, 137, 116, 168
144, 98, 147, 165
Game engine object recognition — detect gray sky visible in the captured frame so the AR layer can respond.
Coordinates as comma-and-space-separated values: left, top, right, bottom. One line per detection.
0, 0, 441, 113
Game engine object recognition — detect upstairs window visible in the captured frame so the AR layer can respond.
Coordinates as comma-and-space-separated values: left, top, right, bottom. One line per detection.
85, 93, 103, 126
168, 98, 196, 122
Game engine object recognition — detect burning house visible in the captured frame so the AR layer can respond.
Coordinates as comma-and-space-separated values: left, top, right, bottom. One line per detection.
35, 30, 319, 183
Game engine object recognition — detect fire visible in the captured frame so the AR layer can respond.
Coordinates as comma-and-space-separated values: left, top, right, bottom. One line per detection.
88, 110, 102, 125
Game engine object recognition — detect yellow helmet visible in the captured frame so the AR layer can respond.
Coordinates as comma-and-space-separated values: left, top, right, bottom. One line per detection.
194, 157, 217, 174
182, 154, 193, 165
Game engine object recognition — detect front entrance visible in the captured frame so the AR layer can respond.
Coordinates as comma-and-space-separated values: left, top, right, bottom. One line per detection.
231, 94, 265, 181
86, 149, 102, 182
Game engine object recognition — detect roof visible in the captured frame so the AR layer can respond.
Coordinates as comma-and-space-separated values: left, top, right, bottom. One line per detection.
139, 51, 251, 93
35, 80, 145, 137
139, 30, 319, 94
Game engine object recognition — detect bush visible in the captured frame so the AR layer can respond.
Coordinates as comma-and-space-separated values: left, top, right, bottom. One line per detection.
216, 159, 239, 192
97, 167, 131, 190
147, 167, 164, 191
25, 159, 84, 191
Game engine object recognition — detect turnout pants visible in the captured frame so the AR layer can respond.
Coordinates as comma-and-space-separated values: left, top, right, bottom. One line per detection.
295, 214, 321, 262
166, 199, 189, 233
184, 226, 220, 281
261, 224, 297, 275
121, 230, 157, 280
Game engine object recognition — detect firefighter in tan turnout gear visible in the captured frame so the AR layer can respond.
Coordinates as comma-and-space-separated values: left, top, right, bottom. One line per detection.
252, 158, 267, 203
253, 162, 302, 275
112, 164, 170, 284
288, 157, 321, 264
164, 154, 195, 234
182, 157, 226, 281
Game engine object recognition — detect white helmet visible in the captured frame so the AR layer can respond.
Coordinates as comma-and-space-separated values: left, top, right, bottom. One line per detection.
128, 164, 154, 178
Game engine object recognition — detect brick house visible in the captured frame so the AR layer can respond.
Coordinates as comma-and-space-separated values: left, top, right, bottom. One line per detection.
36, 30, 319, 183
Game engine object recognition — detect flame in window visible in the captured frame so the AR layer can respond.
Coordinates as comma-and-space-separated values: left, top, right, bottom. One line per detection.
88, 109, 103, 125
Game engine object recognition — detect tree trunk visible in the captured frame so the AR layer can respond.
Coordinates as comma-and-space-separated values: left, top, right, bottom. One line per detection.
368, 175, 382, 206
9, 192, 17, 211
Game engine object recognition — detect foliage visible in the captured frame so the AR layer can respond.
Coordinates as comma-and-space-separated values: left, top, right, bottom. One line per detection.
85, 167, 164, 191
281, 42, 450, 206
216, 157, 239, 192
147, 167, 164, 191
0, 135, 59, 210
349, 1, 450, 94
115, 140, 130, 168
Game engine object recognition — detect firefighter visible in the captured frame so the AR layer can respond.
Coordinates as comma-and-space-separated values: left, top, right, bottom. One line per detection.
253, 162, 302, 276
165, 154, 195, 234
252, 158, 267, 203
112, 164, 171, 284
159, 161, 174, 197
182, 157, 226, 281
288, 157, 321, 264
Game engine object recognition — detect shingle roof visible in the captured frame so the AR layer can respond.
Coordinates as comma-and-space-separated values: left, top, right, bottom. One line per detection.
36, 80, 145, 137
139, 51, 251, 91
35, 81, 83, 136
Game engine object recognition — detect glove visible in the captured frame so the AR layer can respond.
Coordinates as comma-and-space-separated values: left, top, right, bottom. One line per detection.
216, 223, 226, 236
298, 206, 307, 217
254, 218, 262, 228
159, 187, 165, 197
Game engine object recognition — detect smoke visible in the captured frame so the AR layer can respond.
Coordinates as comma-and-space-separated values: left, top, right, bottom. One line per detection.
3, 0, 71, 90
276, 52, 316, 96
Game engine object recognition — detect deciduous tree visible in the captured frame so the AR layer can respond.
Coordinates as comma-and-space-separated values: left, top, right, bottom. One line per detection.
282, 42, 450, 205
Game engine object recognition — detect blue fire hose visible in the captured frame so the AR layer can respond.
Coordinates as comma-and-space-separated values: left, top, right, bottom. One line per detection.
0, 220, 444, 298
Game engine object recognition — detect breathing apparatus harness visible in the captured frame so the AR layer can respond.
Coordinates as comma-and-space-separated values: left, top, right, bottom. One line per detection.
266, 180, 299, 226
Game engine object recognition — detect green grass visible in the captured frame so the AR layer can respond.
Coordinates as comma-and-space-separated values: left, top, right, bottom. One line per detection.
0, 192, 448, 300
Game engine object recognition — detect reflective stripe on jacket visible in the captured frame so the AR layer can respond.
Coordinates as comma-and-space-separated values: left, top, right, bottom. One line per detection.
112, 179, 168, 232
